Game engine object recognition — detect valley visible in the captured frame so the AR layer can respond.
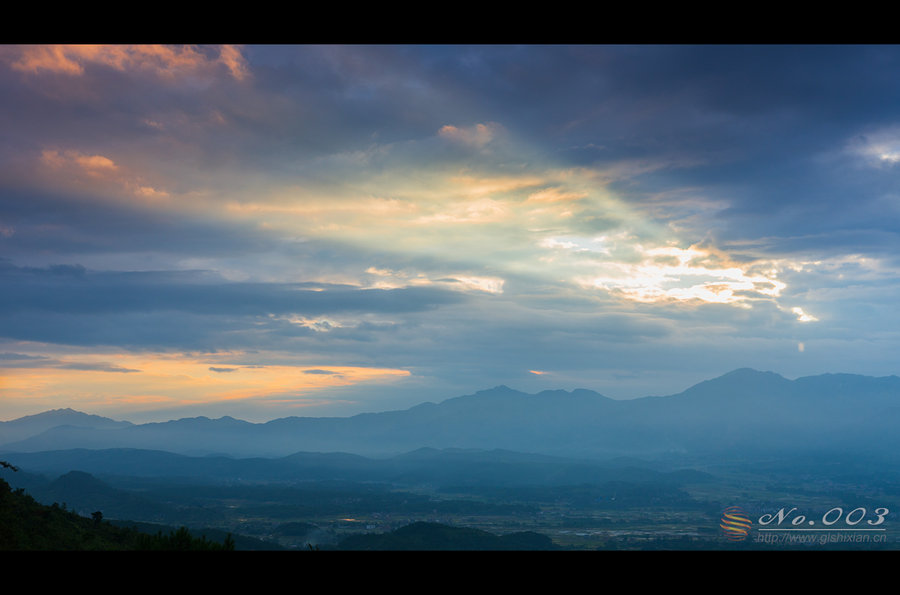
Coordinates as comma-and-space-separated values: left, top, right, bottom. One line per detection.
4, 369, 900, 550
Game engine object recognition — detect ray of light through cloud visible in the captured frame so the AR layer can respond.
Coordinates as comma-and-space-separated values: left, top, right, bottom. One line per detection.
1, 44, 898, 421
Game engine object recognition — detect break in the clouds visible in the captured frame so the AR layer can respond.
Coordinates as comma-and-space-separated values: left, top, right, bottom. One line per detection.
2, 44, 900, 421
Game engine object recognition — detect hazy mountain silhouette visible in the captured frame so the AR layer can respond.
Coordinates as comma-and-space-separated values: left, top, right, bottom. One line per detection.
3, 368, 900, 460
1, 446, 708, 487
0, 408, 132, 443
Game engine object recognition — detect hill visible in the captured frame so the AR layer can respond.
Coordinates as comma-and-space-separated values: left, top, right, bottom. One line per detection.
0, 463, 233, 550
0, 446, 710, 489
0, 408, 132, 444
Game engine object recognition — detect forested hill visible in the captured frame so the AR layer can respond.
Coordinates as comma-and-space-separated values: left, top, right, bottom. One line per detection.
0, 464, 233, 550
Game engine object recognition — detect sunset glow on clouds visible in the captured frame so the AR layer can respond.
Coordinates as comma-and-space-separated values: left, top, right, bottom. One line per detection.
2, 45, 900, 421
0, 347, 408, 418
9, 44, 248, 80
575, 245, 788, 306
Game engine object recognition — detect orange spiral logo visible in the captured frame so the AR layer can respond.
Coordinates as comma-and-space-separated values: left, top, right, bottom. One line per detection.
720, 506, 752, 541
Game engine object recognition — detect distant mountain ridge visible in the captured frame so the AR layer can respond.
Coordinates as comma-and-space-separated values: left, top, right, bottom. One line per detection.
0, 408, 133, 444
3, 368, 900, 460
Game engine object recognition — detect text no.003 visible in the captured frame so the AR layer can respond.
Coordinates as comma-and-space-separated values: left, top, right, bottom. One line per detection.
758, 507, 889, 528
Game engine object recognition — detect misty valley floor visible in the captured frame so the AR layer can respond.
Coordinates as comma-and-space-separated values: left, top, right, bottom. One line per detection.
5, 372, 900, 550
5, 451, 899, 550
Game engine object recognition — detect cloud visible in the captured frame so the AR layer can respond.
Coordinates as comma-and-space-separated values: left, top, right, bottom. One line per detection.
35, 147, 175, 204
364, 267, 505, 295
134, 186, 170, 199
9, 44, 249, 82
573, 244, 791, 308
0, 352, 138, 373
527, 187, 588, 203
0, 261, 464, 349
438, 122, 502, 148
0, 264, 463, 318
848, 126, 900, 167
216, 45, 250, 81
0, 352, 51, 362
58, 362, 141, 373
41, 149, 118, 176
4, 45, 900, 419
444, 276, 505, 294
8, 45, 84, 75
790, 307, 818, 323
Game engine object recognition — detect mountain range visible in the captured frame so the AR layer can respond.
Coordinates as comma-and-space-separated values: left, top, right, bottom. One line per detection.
3, 368, 900, 461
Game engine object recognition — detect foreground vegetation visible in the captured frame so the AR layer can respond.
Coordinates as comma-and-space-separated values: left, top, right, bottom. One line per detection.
0, 463, 234, 550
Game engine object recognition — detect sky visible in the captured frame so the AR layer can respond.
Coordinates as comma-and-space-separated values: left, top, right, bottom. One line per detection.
2, 44, 900, 422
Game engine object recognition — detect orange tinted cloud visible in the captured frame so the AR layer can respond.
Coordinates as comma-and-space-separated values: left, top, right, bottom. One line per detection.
438, 122, 501, 148
10, 45, 84, 74
38, 147, 175, 203
41, 149, 117, 172
217, 44, 250, 81
10, 44, 248, 81
1, 351, 410, 415
526, 187, 588, 203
